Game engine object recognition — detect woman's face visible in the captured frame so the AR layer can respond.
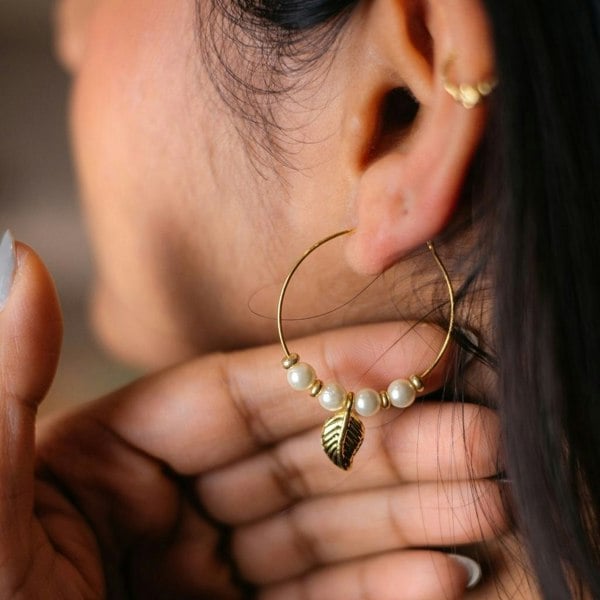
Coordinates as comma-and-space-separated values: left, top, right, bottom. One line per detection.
56, 0, 373, 367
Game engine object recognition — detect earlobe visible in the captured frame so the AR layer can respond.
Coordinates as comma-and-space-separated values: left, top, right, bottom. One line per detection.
347, 95, 487, 275
343, 0, 495, 275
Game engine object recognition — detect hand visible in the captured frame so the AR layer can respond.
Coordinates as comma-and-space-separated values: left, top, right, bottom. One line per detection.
0, 240, 517, 599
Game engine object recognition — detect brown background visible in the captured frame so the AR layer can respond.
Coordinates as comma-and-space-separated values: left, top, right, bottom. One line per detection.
0, 1, 136, 415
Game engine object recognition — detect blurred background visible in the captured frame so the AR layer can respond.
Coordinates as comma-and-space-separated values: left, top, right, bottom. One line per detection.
1, 1, 136, 415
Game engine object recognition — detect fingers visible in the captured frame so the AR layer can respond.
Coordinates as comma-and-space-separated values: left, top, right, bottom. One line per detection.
198, 403, 500, 524
0, 237, 62, 570
233, 480, 505, 584
258, 551, 476, 600
94, 321, 453, 474
0, 240, 62, 408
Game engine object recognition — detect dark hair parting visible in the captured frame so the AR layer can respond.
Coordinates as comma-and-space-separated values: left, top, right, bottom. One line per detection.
241, 0, 357, 30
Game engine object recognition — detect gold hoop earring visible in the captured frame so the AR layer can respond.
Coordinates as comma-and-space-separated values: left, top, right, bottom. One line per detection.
277, 230, 455, 470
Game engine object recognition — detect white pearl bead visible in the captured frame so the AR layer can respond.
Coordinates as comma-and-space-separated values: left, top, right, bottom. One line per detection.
287, 362, 316, 391
318, 382, 346, 411
354, 388, 381, 417
387, 378, 416, 408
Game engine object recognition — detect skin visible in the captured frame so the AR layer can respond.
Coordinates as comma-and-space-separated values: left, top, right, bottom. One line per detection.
60, 0, 493, 368
65, 0, 363, 367
0, 0, 539, 597
1, 244, 522, 599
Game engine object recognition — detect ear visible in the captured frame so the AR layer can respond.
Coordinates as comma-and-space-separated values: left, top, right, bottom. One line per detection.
343, 0, 496, 274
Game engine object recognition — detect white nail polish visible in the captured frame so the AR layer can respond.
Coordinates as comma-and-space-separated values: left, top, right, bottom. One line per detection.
457, 327, 479, 366
461, 328, 479, 350
0, 230, 16, 311
448, 553, 482, 589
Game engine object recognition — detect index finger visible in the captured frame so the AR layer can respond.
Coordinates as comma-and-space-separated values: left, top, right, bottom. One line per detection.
84, 321, 454, 474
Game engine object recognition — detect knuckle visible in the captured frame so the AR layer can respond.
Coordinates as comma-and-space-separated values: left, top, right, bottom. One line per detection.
462, 479, 508, 540
462, 405, 502, 478
269, 444, 312, 504
288, 504, 322, 570
220, 353, 274, 446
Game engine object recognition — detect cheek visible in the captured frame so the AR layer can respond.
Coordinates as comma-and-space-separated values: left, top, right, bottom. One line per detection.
72, 0, 196, 212
71, 0, 211, 276
69, 1, 215, 363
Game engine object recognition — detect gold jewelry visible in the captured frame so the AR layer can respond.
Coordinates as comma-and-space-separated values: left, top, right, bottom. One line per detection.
277, 230, 455, 470
442, 56, 498, 109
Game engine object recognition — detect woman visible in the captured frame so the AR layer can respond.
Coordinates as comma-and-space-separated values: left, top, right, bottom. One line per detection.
0, 0, 598, 597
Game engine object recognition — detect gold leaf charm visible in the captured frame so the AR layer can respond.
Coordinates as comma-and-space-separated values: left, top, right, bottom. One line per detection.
321, 398, 365, 470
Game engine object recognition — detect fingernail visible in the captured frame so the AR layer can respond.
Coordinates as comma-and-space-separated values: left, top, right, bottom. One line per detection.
461, 328, 479, 350
492, 470, 512, 485
0, 230, 16, 311
456, 327, 479, 366
448, 553, 482, 589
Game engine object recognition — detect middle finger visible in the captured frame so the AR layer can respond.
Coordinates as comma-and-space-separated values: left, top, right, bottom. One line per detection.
198, 402, 500, 524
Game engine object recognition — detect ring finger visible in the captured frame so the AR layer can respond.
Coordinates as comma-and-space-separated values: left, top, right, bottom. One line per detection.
198, 402, 500, 524
233, 479, 506, 584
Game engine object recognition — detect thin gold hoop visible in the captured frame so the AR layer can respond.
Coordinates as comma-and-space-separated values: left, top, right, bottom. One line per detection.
277, 230, 455, 470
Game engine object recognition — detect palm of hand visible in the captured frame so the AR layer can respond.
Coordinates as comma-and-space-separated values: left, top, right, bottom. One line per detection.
33, 416, 242, 599
0, 244, 533, 599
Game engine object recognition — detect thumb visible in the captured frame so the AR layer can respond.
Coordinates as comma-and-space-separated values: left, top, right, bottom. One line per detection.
0, 232, 63, 407
0, 231, 62, 566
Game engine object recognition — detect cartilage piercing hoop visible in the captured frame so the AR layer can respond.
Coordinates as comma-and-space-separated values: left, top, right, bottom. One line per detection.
442, 55, 498, 109
277, 230, 455, 470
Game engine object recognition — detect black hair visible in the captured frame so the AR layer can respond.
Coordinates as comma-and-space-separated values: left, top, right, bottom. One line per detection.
483, 1, 600, 597
200, 0, 600, 597
237, 0, 356, 30
197, 0, 359, 168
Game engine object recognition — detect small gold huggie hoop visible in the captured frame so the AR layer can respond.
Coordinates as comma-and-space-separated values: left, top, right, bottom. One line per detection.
277, 230, 455, 470
442, 55, 498, 109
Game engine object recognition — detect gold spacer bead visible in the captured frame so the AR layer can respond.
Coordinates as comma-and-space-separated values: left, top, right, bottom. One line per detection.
309, 379, 323, 397
478, 80, 495, 95
345, 391, 355, 410
281, 353, 300, 369
409, 375, 425, 393
379, 391, 391, 409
